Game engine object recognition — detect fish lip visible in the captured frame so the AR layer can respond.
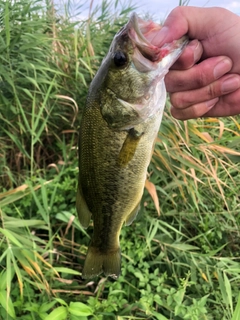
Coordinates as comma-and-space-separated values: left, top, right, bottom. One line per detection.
129, 13, 152, 47
128, 13, 159, 62
125, 13, 188, 66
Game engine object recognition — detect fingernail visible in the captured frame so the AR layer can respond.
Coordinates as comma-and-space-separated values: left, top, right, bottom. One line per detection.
191, 40, 202, 63
152, 26, 169, 46
222, 76, 240, 93
213, 59, 232, 79
188, 39, 198, 48
187, 40, 198, 51
206, 97, 219, 109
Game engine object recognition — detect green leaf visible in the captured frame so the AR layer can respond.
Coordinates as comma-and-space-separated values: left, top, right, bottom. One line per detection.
4, 217, 46, 229
54, 298, 68, 307
151, 311, 169, 320
169, 243, 200, 251
174, 288, 185, 306
39, 312, 49, 320
0, 269, 14, 291
54, 267, 81, 275
68, 302, 93, 316
224, 272, 233, 314
44, 306, 68, 320
0, 290, 16, 319
0, 228, 23, 247
4, 1, 10, 47
55, 212, 90, 237
70, 316, 88, 320
232, 293, 240, 320
39, 300, 58, 313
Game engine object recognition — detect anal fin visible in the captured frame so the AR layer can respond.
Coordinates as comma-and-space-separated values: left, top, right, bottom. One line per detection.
125, 202, 140, 226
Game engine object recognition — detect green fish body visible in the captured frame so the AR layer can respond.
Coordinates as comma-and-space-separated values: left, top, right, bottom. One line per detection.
76, 13, 188, 279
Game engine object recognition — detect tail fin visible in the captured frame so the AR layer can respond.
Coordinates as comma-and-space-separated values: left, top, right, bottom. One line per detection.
82, 245, 121, 280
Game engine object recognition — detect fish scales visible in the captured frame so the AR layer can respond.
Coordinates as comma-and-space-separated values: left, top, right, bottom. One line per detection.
79, 102, 160, 242
76, 13, 188, 279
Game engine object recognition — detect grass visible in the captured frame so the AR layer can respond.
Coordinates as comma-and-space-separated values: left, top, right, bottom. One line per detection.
0, 0, 240, 319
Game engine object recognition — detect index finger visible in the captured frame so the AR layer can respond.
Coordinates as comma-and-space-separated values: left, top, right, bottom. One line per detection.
152, 6, 229, 46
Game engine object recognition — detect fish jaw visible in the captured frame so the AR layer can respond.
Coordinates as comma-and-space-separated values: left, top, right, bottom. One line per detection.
99, 13, 188, 130
128, 12, 188, 72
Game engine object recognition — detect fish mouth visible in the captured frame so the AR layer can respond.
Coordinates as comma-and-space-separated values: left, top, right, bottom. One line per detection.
126, 13, 188, 72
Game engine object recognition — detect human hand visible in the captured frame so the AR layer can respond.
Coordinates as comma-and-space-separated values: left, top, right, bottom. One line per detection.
152, 6, 240, 119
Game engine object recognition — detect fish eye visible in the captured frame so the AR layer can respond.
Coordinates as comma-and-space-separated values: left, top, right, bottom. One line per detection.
113, 51, 128, 67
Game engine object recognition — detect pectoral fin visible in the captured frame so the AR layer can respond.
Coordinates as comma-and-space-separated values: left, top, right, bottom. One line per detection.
125, 202, 140, 226
117, 128, 143, 167
76, 183, 92, 228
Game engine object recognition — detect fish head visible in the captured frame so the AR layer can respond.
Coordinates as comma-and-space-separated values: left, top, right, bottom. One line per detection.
90, 13, 188, 130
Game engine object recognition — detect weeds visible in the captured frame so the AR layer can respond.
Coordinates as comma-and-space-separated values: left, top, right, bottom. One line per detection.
0, 0, 240, 319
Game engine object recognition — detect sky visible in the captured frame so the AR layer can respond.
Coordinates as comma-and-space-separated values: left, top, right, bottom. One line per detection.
68, 0, 240, 22
134, 0, 240, 19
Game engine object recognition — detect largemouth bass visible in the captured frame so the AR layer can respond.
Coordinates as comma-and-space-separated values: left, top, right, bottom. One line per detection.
76, 13, 188, 279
